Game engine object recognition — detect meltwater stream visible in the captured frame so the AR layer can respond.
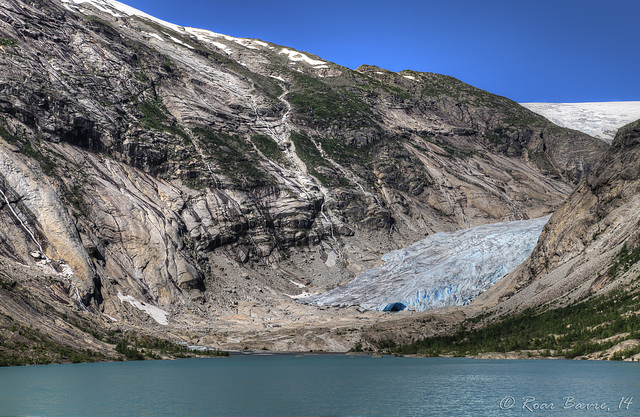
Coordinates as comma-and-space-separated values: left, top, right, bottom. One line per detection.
0, 356, 638, 417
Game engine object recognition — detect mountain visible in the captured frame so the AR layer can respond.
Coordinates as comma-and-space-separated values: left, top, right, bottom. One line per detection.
477, 119, 640, 311
0, 0, 608, 358
441, 118, 640, 359
521, 102, 640, 143
369, 120, 640, 359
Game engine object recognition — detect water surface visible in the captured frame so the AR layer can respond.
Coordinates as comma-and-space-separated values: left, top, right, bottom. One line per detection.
0, 355, 638, 416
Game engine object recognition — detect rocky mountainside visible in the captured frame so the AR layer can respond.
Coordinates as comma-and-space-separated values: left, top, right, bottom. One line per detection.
355, 119, 640, 358
0, 0, 608, 356
476, 119, 640, 315
521, 101, 640, 143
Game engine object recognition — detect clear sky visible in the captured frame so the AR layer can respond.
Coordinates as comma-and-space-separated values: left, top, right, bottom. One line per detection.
115, 0, 639, 103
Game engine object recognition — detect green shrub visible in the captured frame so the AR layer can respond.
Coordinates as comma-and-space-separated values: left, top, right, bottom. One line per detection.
194, 127, 269, 184
391, 286, 640, 358
137, 100, 190, 143
115, 341, 145, 361
608, 243, 640, 278
0, 37, 17, 47
252, 134, 287, 165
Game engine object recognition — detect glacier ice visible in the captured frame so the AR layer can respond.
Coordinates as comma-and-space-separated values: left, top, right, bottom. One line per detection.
301, 216, 550, 312
520, 102, 640, 143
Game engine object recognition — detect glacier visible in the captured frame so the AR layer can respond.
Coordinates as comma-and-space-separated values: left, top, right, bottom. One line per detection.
301, 216, 550, 312
520, 102, 640, 143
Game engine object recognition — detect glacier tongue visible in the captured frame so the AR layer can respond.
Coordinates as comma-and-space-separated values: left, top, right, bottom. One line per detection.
302, 216, 550, 312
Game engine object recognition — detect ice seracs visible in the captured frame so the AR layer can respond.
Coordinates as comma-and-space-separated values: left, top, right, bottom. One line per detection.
302, 216, 550, 312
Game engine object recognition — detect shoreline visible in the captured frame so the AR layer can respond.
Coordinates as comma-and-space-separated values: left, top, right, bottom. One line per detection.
6, 351, 640, 369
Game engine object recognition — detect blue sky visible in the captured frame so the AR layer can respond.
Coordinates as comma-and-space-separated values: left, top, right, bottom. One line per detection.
117, 0, 639, 103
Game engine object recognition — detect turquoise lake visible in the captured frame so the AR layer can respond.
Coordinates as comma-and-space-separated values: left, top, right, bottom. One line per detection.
0, 355, 638, 416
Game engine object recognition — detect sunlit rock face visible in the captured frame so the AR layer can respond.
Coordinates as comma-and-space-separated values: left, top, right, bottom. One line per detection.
302, 216, 550, 311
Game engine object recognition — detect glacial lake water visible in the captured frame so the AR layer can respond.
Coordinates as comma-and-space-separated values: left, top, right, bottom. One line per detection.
0, 355, 639, 417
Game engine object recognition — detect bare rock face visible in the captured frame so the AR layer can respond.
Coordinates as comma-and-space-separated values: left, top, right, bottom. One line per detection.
0, 0, 609, 351
0, 142, 97, 302
476, 119, 640, 313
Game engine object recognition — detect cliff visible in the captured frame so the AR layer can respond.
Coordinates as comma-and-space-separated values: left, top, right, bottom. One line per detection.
476, 119, 640, 313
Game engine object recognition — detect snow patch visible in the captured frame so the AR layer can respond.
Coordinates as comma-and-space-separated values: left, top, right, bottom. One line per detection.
233, 39, 259, 50
302, 216, 550, 312
117, 292, 169, 325
184, 28, 235, 53
102, 313, 118, 322
403, 75, 417, 80
280, 48, 327, 68
60, 0, 122, 17
58, 262, 74, 278
211, 41, 233, 54
61, 0, 183, 31
164, 33, 194, 49
184, 28, 267, 52
285, 291, 320, 300
63, 0, 272, 55
53, 261, 89, 312
520, 101, 640, 143
324, 250, 337, 267
184, 27, 221, 42
145, 32, 164, 42
289, 280, 306, 289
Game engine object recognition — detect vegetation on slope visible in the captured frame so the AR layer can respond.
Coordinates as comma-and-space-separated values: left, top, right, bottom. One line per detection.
386, 285, 639, 359
251, 134, 287, 166
290, 131, 348, 187
0, 314, 228, 367
114, 335, 228, 361
379, 260, 640, 360
0, 271, 228, 367
137, 99, 190, 143
0, 121, 58, 177
0, 317, 107, 366
287, 71, 378, 131
194, 127, 271, 185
